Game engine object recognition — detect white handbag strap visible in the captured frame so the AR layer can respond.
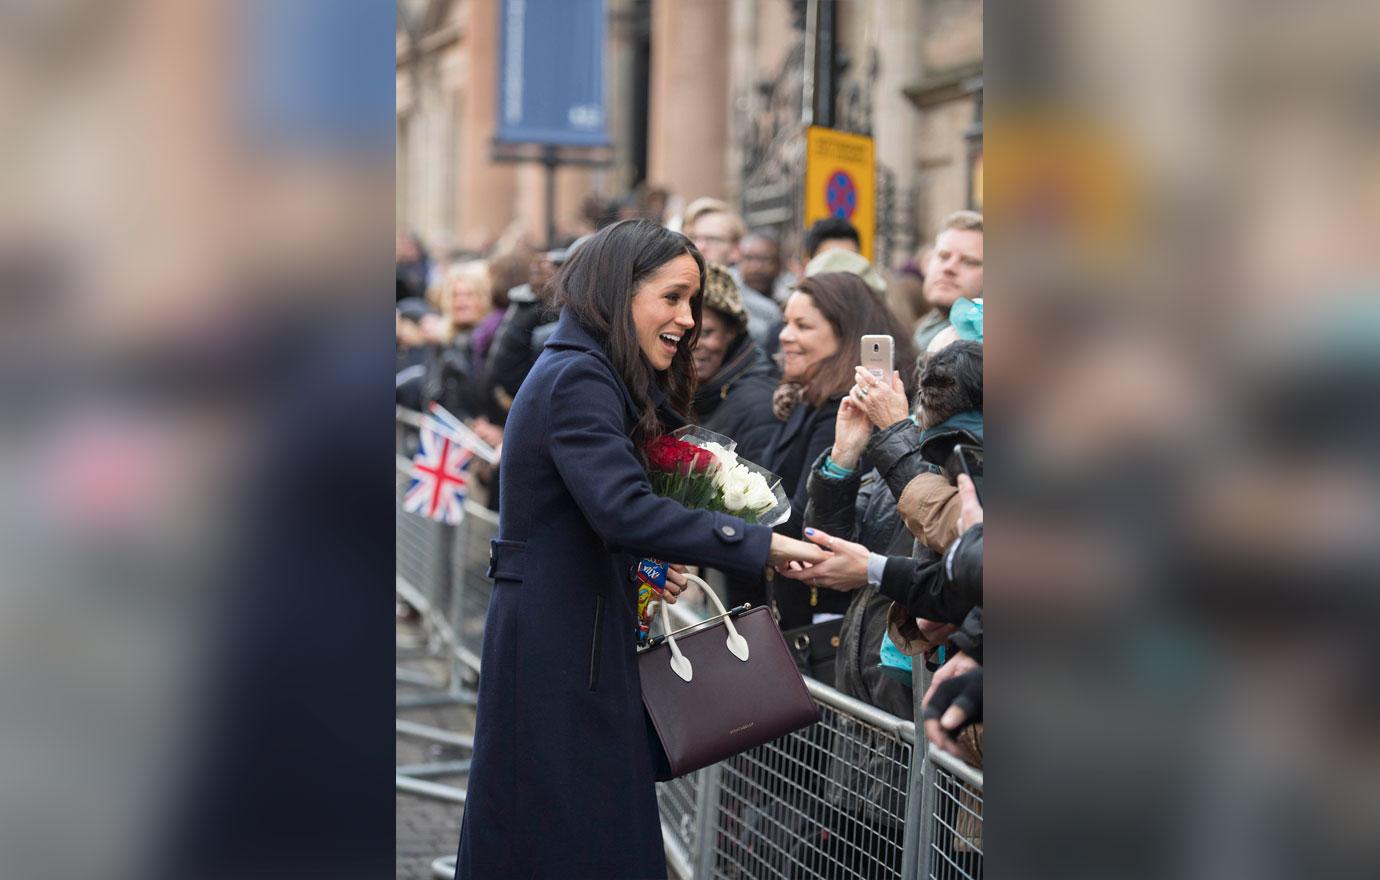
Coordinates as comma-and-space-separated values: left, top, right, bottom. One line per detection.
656, 573, 751, 683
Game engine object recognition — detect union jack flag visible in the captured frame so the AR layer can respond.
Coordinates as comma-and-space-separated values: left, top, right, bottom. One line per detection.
404, 423, 473, 523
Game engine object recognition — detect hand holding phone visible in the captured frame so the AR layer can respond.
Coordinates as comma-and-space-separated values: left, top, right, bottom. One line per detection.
945, 443, 983, 506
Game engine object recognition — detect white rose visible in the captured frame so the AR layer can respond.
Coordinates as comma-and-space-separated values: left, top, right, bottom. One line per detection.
701, 442, 739, 488
724, 490, 748, 511
741, 470, 778, 513
717, 466, 747, 511
716, 464, 771, 515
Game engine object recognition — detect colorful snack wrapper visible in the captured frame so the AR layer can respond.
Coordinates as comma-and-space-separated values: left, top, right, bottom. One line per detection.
635, 557, 667, 643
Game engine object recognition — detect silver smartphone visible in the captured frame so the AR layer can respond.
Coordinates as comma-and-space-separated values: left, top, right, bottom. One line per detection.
860, 334, 894, 382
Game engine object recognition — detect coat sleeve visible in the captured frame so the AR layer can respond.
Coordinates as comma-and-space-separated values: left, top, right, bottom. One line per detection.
896, 471, 963, 552
546, 355, 773, 578
487, 308, 541, 400
876, 548, 976, 626
866, 420, 943, 501
947, 605, 983, 665
802, 448, 864, 540
949, 524, 982, 606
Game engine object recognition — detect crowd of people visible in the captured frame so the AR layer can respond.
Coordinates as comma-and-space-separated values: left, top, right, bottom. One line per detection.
397, 195, 985, 787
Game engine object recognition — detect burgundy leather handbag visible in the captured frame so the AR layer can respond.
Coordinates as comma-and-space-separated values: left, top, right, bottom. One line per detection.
639, 575, 821, 778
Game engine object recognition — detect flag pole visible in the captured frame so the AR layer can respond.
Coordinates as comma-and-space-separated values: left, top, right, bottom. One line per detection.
424, 404, 500, 464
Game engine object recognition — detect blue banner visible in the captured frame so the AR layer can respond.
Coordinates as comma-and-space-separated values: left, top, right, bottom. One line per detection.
497, 0, 610, 147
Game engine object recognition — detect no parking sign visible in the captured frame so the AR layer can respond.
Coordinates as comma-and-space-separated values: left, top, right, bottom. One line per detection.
804, 126, 875, 261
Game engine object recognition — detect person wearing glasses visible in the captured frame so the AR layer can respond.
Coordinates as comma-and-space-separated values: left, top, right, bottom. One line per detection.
681, 197, 781, 347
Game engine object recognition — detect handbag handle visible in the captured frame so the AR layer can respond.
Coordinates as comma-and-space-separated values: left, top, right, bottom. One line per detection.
656, 572, 751, 683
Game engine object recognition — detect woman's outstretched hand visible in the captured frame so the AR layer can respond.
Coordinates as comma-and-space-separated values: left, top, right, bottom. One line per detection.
775, 527, 869, 591
767, 533, 831, 570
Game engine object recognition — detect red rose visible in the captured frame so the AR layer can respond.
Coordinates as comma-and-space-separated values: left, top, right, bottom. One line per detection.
644, 435, 680, 472
690, 447, 715, 473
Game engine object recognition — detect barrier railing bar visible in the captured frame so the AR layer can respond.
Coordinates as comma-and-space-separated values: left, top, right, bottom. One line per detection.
396, 574, 436, 619
691, 763, 720, 876
397, 692, 478, 710
455, 644, 482, 676
927, 743, 984, 790
396, 406, 428, 428
901, 661, 930, 880
396, 667, 447, 688
395, 719, 475, 750
396, 759, 473, 777
660, 819, 694, 880
396, 774, 467, 804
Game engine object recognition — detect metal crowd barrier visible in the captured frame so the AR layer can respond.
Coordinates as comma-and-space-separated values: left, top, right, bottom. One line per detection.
652, 592, 984, 879
916, 745, 985, 880
394, 408, 984, 879
395, 408, 491, 814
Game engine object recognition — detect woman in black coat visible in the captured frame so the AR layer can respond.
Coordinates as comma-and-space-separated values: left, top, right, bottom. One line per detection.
761, 271, 915, 629
454, 220, 824, 880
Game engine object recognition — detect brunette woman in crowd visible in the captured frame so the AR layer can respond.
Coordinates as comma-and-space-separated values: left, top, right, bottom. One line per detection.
761, 272, 916, 629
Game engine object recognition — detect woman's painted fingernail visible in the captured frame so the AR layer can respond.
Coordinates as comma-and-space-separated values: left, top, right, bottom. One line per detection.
805, 528, 815, 536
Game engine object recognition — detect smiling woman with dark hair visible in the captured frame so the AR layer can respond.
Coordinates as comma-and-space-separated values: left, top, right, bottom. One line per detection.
758, 272, 918, 628
454, 219, 826, 880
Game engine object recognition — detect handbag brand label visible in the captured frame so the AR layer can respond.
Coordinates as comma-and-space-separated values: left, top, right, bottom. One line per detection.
729, 722, 755, 735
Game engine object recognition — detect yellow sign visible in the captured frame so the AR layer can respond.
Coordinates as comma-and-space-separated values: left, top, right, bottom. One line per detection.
804, 126, 876, 261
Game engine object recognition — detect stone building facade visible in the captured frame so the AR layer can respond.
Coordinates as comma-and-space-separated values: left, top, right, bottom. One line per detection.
397, 0, 981, 264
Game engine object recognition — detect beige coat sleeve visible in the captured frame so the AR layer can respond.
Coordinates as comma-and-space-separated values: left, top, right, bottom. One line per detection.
897, 471, 963, 553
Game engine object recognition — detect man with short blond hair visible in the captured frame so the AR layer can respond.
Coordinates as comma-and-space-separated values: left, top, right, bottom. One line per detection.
914, 210, 983, 350
682, 197, 780, 345
682, 197, 746, 266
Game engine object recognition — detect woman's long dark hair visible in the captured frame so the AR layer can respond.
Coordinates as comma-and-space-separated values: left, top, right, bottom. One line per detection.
552, 219, 705, 449
788, 272, 919, 407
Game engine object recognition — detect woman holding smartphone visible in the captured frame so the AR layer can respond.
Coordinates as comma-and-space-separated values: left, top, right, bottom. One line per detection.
762, 271, 916, 629
454, 220, 825, 880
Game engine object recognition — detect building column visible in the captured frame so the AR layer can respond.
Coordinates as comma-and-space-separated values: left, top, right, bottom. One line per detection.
456, 0, 518, 252
647, 0, 732, 203
873, 0, 925, 260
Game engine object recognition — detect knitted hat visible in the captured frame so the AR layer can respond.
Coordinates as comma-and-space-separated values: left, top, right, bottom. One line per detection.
803, 249, 887, 299
701, 262, 749, 333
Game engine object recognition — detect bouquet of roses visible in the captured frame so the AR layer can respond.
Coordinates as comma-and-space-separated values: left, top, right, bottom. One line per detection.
634, 426, 790, 641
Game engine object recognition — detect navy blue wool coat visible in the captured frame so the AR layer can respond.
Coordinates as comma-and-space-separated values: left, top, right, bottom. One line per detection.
455, 311, 774, 880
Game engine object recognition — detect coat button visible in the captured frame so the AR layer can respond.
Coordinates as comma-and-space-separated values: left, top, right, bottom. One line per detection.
721, 525, 736, 537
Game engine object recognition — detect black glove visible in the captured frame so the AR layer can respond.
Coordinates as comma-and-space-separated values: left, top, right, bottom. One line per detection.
921, 668, 983, 731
